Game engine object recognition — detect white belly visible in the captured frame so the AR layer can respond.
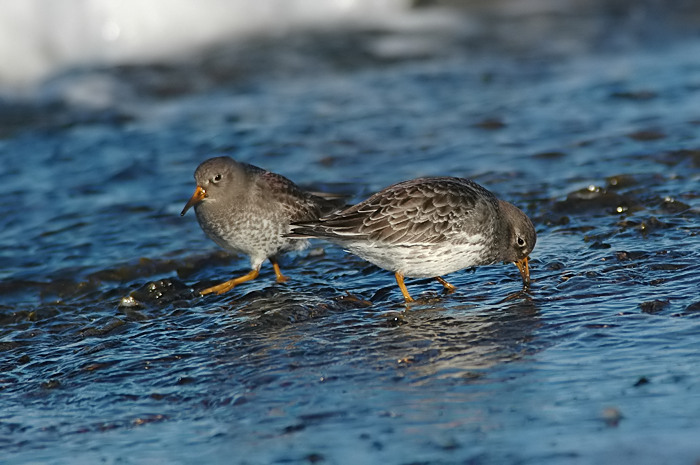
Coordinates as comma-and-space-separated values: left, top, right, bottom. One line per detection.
196, 208, 307, 269
343, 239, 490, 278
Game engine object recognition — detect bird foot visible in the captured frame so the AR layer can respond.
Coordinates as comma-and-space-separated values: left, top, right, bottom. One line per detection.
435, 276, 457, 293
271, 261, 289, 283
200, 281, 237, 295
199, 269, 260, 296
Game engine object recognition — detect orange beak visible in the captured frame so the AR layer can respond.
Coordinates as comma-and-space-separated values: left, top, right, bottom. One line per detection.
180, 186, 207, 216
514, 256, 530, 287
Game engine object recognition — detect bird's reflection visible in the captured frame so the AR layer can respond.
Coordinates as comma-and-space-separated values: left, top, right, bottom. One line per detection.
371, 291, 542, 381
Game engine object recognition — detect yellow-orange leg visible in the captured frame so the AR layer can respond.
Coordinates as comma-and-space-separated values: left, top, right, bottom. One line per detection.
435, 276, 456, 293
394, 271, 414, 303
200, 268, 260, 295
270, 258, 289, 283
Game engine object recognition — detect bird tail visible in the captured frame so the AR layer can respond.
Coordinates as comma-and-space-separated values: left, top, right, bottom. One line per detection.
285, 223, 324, 239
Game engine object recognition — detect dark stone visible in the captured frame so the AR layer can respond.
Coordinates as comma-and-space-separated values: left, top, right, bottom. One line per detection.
610, 90, 657, 100
553, 186, 639, 214
639, 217, 670, 233
684, 302, 700, 312
533, 151, 566, 160
639, 299, 670, 314
627, 129, 666, 141
473, 118, 506, 130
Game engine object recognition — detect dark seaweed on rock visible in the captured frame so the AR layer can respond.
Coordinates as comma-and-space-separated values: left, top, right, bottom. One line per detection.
553, 186, 641, 215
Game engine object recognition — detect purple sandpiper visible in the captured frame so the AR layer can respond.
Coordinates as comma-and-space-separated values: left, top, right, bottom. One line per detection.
289, 176, 536, 302
181, 156, 343, 295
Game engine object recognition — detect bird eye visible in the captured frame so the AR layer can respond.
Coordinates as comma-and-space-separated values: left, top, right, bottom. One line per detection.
212, 174, 222, 183
517, 236, 526, 247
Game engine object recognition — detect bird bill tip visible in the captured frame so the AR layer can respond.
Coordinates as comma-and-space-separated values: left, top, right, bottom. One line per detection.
181, 186, 206, 216
514, 256, 530, 287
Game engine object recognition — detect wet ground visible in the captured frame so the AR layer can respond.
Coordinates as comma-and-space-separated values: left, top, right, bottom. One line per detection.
1, 1, 700, 464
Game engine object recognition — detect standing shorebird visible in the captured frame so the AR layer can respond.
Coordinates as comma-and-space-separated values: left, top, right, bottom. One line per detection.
288, 177, 536, 302
181, 156, 343, 295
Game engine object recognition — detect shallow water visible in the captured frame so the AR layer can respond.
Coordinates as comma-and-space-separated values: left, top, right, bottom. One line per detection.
2, 1, 700, 464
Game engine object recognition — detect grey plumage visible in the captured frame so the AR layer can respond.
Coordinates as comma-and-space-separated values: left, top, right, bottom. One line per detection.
289, 176, 536, 302
181, 156, 343, 295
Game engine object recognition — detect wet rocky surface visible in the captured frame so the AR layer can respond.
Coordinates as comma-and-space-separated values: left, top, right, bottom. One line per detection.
1, 1, 700, 464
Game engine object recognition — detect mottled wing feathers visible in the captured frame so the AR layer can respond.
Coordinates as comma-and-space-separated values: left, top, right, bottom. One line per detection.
255, 169, 344, 223
293, 177, 499, 245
